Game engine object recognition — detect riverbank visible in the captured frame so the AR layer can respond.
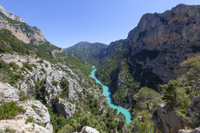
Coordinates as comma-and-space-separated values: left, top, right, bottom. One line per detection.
89, 67, 132, 124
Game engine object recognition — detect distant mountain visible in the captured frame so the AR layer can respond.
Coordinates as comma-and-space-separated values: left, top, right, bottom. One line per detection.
64, 41, 107, 65
69, 4, 200, 110
0, 4, 127, 133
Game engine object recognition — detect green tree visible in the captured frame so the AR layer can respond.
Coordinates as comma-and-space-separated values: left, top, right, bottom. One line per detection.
134, 110, 154, 133
180, 55, 200, 90
133, 87, 161, 113
162, 80, 186, 107
58, 124, 73, 133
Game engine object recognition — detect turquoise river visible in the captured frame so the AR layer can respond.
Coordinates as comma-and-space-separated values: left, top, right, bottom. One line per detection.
90, 67, 132, 124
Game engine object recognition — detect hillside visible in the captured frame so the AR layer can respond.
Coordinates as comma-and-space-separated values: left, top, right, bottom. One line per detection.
91, 4, 200, 108
0, 5, 130, 133
2, 2, 200, 133
64, 41, 107, 66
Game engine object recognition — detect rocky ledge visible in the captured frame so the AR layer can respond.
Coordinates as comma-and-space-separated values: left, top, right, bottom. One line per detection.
0, 82, 53, 133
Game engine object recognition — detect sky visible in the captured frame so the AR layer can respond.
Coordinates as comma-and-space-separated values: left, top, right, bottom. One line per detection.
1, 0, 200, 48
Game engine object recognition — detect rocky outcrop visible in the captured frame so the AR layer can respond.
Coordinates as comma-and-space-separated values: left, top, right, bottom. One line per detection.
0, 5, 46, 45
153, 103, 186, 133
0, 82, 53, 133
0, 4, 23, 22
126, 4, 200, 90
153, 98, 200, 133
81, 126, 100, 133
179, 127, 200, 133
0, 54, 105, 119
55, 98, 76, 119
0, 82, 19, 103
50, 48, 65, 58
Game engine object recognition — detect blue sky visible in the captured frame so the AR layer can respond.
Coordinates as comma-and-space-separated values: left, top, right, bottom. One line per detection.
1, 0, 200, 48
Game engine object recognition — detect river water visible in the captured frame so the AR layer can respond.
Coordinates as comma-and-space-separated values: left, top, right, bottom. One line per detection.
89, 67, 132, 124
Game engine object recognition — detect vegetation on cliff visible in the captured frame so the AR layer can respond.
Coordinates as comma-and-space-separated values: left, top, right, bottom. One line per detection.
64, 41, 107, 66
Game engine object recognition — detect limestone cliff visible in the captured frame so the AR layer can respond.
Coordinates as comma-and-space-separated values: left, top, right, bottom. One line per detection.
153, 95, 200, 133
0, 5, 23, 22
0, 4, 46, 45
0, 82, 53, 133
126, 4, 200, 90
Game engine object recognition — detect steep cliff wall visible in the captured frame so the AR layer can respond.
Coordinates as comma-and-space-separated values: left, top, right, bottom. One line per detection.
0, 4, 46, 45
126, 4, 200, 90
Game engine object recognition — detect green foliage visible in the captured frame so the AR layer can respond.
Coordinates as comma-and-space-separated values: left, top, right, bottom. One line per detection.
162, 80, 187, 107
84, 94, 100, 115
0, 59, 23, 85
46, 104, 69, 133
112, 60, 140, 107
39, 122, 45, 127
35, 78, 46, 103
23, 63, 32, 71
25, 117, 34, 124
9, 62, 19, 70
64, 42, 107, 66
134, 110, 154, 133
30, 42, 59, 60
5, 128, 16, 133
41, 68, 45, 73
133, 87, 161, 113
19, 91, 28, 101
181, 55, 200, 89
37, 59, 44, 64
64, 54, 93, 76
175, 110, 192, 123
0, 101, 26, 119
60, 77, 69, 98
58, 124, 74, 133
0, 29, 34, 55
51, 80, 59, 86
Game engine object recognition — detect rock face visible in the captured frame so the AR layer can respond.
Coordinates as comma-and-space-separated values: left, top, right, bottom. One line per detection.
179, 127, 200, 133
153, 98, 200, 133
126, 4, 200, 90
81, 126, 100, 133
0, 53, 105, 119
0, 82, 53, 133
0, 4, 23, 22
153, 103, 186, 133
0, 4, 46, 45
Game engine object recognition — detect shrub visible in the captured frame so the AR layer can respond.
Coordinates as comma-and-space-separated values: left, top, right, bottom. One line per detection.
23, 63, 32, 71
19, 91, 28, 101
0, 101, 26, 119
25, 117, 34, 124
5, 128, 16, 133
37, 59, 44, 63
162, 80, 186, 107
58, 124, 74, 133
41, 68, 45, 73
134, 110, 154, 133
19, 96, 28, 101
60, 77, 69, 98
9, 62, 19, 70
51, 80, 59, 86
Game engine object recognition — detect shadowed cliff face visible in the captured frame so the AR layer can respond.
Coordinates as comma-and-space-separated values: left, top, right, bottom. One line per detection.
126, 4, 200, 89
0, 5, 46, 45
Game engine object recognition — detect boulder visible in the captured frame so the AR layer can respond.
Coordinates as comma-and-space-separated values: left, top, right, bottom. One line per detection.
192, 96, 200, 103
153, 103, 186, 133
179, 127, 200, 133
81, 126, 100, 133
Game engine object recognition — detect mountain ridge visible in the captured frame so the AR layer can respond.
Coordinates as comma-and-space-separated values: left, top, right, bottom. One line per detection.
64, 41, 107, 65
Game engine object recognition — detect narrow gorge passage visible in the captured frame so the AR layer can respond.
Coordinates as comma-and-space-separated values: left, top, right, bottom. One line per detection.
90, 67, 132, 124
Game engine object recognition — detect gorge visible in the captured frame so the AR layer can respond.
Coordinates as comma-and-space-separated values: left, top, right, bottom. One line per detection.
90, 67, 132, 124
